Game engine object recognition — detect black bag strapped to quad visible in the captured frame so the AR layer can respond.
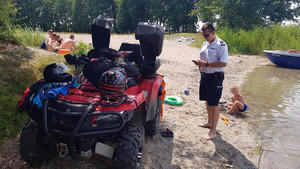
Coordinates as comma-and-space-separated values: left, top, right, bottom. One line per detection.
17, 79, 46, 114
83, 57, 113, 88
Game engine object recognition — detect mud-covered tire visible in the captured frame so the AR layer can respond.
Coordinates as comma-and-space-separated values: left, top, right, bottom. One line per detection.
19, 119, 58, 166
115, 123, 144, 169
145, 96, 161, 136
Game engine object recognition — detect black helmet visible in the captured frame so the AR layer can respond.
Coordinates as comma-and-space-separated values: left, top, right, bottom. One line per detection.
98, 67, 127, 104
43, 63, 72, 83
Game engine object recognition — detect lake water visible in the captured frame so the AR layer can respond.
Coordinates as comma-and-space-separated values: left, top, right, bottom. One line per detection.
242, 65, 300, 169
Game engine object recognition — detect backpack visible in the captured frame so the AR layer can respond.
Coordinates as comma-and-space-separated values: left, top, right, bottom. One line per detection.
17, 79, 46, 113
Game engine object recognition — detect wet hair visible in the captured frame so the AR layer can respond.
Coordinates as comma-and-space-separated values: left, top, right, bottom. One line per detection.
70, 34, 74, 40
201, 22, 215, 33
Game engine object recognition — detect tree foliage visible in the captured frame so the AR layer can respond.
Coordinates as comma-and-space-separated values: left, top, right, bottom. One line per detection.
191, 0, 300, 30
8, 0, 300, 33
0, 0, 17, 39
115, 0, 150, 33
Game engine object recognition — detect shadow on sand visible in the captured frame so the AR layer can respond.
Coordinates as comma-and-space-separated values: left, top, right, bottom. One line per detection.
211, 133, 258, 169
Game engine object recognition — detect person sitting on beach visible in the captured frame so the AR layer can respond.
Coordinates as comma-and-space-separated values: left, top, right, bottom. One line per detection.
56, 34, 63, 46
45, 32, 58, 52
40, 30, 54, 50
58, 37, 76, 51
226, 86, 247, 114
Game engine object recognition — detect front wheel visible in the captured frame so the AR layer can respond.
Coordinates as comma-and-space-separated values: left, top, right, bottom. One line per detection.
115, 123, 144, 169
19, 119, 58, 166
145, 96, 161, 136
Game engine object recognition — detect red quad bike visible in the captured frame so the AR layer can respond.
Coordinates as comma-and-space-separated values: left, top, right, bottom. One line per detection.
18, 18, 166, 169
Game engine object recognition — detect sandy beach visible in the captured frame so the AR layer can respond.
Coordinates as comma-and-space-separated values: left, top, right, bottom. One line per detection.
0, 34, 270, 168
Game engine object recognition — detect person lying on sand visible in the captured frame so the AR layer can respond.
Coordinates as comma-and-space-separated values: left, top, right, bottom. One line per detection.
226, 86, 247, 114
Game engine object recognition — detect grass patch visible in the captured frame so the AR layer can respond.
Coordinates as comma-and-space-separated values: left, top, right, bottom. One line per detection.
12, 27, 46, 47
218, 25, 300, 55
0, 27, 46, 48
0, 42, 65, 141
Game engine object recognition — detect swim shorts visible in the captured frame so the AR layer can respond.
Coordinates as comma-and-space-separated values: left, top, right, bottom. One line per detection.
239, 104, 247, 112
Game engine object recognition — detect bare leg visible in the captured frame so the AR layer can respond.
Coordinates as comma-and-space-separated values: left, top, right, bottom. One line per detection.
226, 101, 244, 114
198, 101, 212, 128
202, 105, 219, 140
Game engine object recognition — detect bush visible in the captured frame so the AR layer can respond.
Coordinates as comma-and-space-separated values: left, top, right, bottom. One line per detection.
72, 41, 93, 56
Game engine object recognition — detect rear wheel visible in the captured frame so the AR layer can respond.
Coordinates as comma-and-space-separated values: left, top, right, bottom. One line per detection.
145, 96, 161, 136
19, 119, 58, 166
115, 123, 144, 169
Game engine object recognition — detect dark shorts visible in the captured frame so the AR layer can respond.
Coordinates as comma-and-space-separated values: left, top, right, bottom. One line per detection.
199, 72, 224, 106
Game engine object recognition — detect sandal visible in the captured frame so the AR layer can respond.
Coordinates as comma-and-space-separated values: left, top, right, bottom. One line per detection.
160, 128, 174, 137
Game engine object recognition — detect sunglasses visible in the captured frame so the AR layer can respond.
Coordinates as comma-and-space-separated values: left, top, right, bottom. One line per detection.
203, 34, 210, 37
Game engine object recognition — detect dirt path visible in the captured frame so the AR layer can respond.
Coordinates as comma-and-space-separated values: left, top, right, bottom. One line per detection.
0, 34, 270, 169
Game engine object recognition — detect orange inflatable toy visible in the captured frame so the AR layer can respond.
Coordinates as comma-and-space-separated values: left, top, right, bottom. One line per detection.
58, 49, 71, 54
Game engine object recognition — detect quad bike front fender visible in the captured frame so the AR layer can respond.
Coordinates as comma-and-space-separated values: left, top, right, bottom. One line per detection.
142, 75, 163, 103
141, 75, 164, 121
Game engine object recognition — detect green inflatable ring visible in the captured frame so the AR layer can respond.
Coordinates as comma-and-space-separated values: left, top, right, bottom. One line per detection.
164, 96, 183, 105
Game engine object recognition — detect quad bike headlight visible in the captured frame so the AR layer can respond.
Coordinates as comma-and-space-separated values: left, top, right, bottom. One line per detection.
93, 111, 124, 125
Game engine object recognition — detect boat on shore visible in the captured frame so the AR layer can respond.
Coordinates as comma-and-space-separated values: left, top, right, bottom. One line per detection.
263, 50, 300, 69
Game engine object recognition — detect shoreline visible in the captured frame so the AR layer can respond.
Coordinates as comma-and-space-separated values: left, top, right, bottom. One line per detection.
0, 35, 270, 168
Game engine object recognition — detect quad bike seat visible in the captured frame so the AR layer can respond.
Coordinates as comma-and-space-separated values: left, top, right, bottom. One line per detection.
119, 43, 143, 68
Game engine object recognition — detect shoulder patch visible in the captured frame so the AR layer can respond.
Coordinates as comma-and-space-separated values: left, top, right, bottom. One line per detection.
220, 40, 225, 46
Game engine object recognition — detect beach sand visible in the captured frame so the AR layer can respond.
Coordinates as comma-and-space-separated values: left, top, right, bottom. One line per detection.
0, 34, 270, 168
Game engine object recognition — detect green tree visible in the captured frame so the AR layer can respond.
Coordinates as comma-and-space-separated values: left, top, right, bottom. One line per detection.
72, 0, 89, 32
37, 0, 55, 31
16, 0, 57, 31
115, 0, 150, 33
166, 0, 197, 33
52, 0, 73, 31
0, 0, 17, 39
72, 0, 116, 33
191, 0, 300, 30
149, 0, 168, 25
15, 0, 42, 28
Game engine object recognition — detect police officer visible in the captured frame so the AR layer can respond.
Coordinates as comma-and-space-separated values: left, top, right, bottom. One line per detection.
193, 22, 228, 140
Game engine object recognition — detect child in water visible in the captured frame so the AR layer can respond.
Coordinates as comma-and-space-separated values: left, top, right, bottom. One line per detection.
226, 86, 247, 114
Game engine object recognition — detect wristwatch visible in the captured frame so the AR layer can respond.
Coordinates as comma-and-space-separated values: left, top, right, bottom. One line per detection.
205, 62, 209, 68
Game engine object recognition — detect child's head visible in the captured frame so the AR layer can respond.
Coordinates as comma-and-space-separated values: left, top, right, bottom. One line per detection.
230, 86, 239, 95
70, 34, 74, 40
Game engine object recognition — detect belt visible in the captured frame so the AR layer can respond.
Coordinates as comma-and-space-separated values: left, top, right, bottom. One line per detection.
201, 72, 224, 76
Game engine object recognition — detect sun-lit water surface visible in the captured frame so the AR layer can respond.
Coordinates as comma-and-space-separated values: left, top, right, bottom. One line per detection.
242, 65, 300, 169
